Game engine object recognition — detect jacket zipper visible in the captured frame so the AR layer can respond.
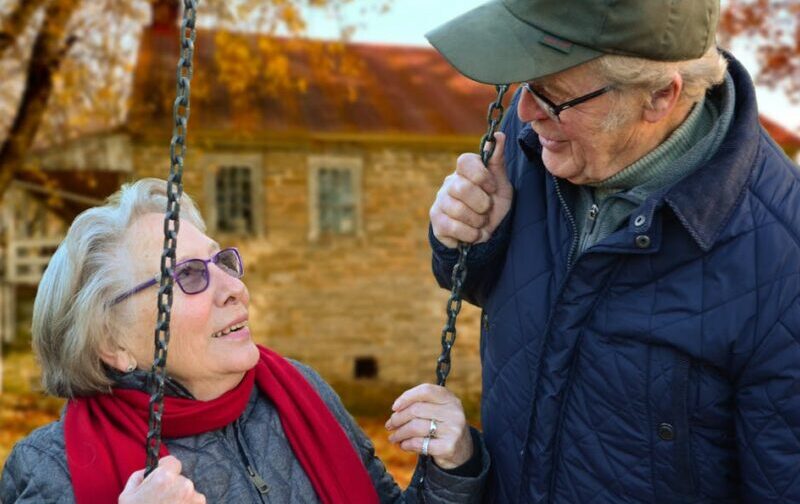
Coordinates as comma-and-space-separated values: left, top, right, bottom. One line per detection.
517, 175, 581, 502
233, 421, 271, 500
578, 202, 600, 255
246, 465, 270, 496
587, 203, 599, 233
552, 175, 579, 269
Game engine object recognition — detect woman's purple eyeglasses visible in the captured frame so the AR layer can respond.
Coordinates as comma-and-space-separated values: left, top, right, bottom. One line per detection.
112, 248, 244, 305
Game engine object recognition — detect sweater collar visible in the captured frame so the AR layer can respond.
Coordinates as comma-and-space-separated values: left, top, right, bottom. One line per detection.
592, 92, 715, 203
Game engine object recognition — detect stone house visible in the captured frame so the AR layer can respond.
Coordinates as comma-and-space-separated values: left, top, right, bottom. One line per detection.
3, 0, 500, 406
4, 1, 800, 408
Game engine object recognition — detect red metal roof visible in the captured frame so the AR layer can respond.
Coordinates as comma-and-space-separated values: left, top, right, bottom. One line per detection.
127, 29, 498, 139
127, 26, 800, 151
759, 115, 800, 150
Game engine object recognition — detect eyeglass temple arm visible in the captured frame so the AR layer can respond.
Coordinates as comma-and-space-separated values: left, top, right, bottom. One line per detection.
559, 86, 613, 111
112, 275, 160, 305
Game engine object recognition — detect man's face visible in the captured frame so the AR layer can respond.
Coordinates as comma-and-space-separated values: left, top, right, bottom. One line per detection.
518, 63, 644, 185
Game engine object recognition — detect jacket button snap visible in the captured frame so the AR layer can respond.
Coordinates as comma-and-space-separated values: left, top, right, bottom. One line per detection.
634, 215, 646, 227
658, 423, 675, 441
635, 235, 651, 249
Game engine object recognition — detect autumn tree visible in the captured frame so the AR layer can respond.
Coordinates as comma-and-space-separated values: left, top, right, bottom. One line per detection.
0, 0, 388, 200
719, 0, 800, 101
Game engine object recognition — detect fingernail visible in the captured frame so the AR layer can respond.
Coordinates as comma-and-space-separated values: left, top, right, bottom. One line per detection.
392, 400, 399, 411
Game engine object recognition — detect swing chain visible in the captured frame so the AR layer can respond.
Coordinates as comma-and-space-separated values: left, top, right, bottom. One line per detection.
145, 0, 198, 476
434, 84, 509, 387
419, 83, 509, 504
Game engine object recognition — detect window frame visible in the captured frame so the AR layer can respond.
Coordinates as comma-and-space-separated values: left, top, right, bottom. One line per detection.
307, 155, 363, 241
202, 153, 264, 237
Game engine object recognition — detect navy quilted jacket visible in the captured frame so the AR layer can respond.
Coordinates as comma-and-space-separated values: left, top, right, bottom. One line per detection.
431, 54, 800, 503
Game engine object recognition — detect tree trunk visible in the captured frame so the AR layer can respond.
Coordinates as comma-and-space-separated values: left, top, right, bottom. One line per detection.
0, 0, 81, 199
0, 0, 49, 59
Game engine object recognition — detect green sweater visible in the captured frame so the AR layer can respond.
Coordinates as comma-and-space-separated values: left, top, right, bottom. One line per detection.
574, 74, 735, 255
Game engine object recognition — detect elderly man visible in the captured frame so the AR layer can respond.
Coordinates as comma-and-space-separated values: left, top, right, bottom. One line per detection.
427, 0, 800, 502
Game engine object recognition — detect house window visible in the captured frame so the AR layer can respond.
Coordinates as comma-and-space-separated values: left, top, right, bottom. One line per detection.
215, 166, 253, 233
203, 154, 263, 236
354, 356, 378, 379
318, 169, 356, 234
308, 156, 362, 241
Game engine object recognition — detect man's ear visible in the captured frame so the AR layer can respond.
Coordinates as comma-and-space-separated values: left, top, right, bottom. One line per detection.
643, 73, 683, 123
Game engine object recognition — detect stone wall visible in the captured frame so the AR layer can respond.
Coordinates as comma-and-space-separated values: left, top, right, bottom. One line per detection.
131, 138, 484, 411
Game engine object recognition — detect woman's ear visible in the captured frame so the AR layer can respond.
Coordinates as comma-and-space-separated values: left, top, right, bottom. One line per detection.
98, 341, 137, 372
643, 73, 683, 123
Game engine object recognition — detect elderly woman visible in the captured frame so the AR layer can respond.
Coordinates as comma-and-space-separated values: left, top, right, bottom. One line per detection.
426, 0, 800, 502
0, 178, 488, 503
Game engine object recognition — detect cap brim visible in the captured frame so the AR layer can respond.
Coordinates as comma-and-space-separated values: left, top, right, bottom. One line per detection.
426, 0, 603, 85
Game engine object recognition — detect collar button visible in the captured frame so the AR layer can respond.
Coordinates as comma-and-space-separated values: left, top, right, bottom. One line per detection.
635, 235, 651, 249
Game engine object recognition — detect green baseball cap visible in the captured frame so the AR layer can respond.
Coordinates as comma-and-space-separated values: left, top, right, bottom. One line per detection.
426, 0, 720, 85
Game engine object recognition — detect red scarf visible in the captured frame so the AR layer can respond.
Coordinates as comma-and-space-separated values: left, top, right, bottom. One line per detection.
64, 345, 379, 504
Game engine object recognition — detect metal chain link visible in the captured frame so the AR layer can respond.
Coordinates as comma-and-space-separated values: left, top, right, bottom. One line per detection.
434, 84, 509, 387
418, 84, 509, 502
145, 0, 198, 477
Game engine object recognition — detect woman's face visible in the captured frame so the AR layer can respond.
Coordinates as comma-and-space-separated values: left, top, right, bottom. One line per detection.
122, 213, 259, 400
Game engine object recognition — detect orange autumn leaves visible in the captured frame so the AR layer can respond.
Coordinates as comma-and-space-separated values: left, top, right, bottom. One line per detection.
719, 0, 800, 100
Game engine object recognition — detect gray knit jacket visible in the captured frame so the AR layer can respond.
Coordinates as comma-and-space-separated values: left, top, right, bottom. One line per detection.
0, 361, 488, 503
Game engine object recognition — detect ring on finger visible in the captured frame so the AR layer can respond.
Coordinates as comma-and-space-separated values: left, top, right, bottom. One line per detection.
422, 435, 431, 457
428, 418, 438, 438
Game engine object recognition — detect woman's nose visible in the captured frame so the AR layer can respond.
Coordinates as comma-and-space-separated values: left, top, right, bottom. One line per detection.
211, 264, 248, 305
518, 87, 551, 123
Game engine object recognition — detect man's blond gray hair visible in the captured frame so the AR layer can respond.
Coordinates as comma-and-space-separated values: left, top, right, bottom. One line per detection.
33, 178, 205, 398
590, 46, 729, 130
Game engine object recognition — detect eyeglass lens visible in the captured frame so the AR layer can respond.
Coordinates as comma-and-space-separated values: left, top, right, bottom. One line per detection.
533, 95, 558, 121
524, 85, 559, 122
215, 249, 243, 277
174, 249, 242, 294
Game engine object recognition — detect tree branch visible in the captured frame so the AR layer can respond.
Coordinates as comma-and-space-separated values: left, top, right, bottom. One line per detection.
0, 0, 81, 198
0, 0, 49, 60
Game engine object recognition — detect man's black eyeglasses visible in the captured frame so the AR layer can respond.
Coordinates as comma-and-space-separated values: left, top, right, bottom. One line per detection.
522, 82, 613, 123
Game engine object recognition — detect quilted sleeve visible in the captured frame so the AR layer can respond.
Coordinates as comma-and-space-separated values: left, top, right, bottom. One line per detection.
429, 212, 512, 308
735, 293, 800, 501
0, 441, 75, 503
429, 91, 520, 308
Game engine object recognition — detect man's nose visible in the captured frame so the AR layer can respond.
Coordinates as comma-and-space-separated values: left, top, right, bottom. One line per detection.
518, 88, 551, 123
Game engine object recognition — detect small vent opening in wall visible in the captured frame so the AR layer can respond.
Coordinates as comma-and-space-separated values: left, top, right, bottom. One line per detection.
354, 356, 378, 379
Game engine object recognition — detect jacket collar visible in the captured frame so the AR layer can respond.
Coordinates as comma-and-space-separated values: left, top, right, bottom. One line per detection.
662, 52, 759, 251
107, 365, 195, 399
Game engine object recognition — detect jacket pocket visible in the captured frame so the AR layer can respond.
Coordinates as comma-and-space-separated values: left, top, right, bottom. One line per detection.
670, 353, 695, 495
650, 347, 696, 501
480, 311, 489, 360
